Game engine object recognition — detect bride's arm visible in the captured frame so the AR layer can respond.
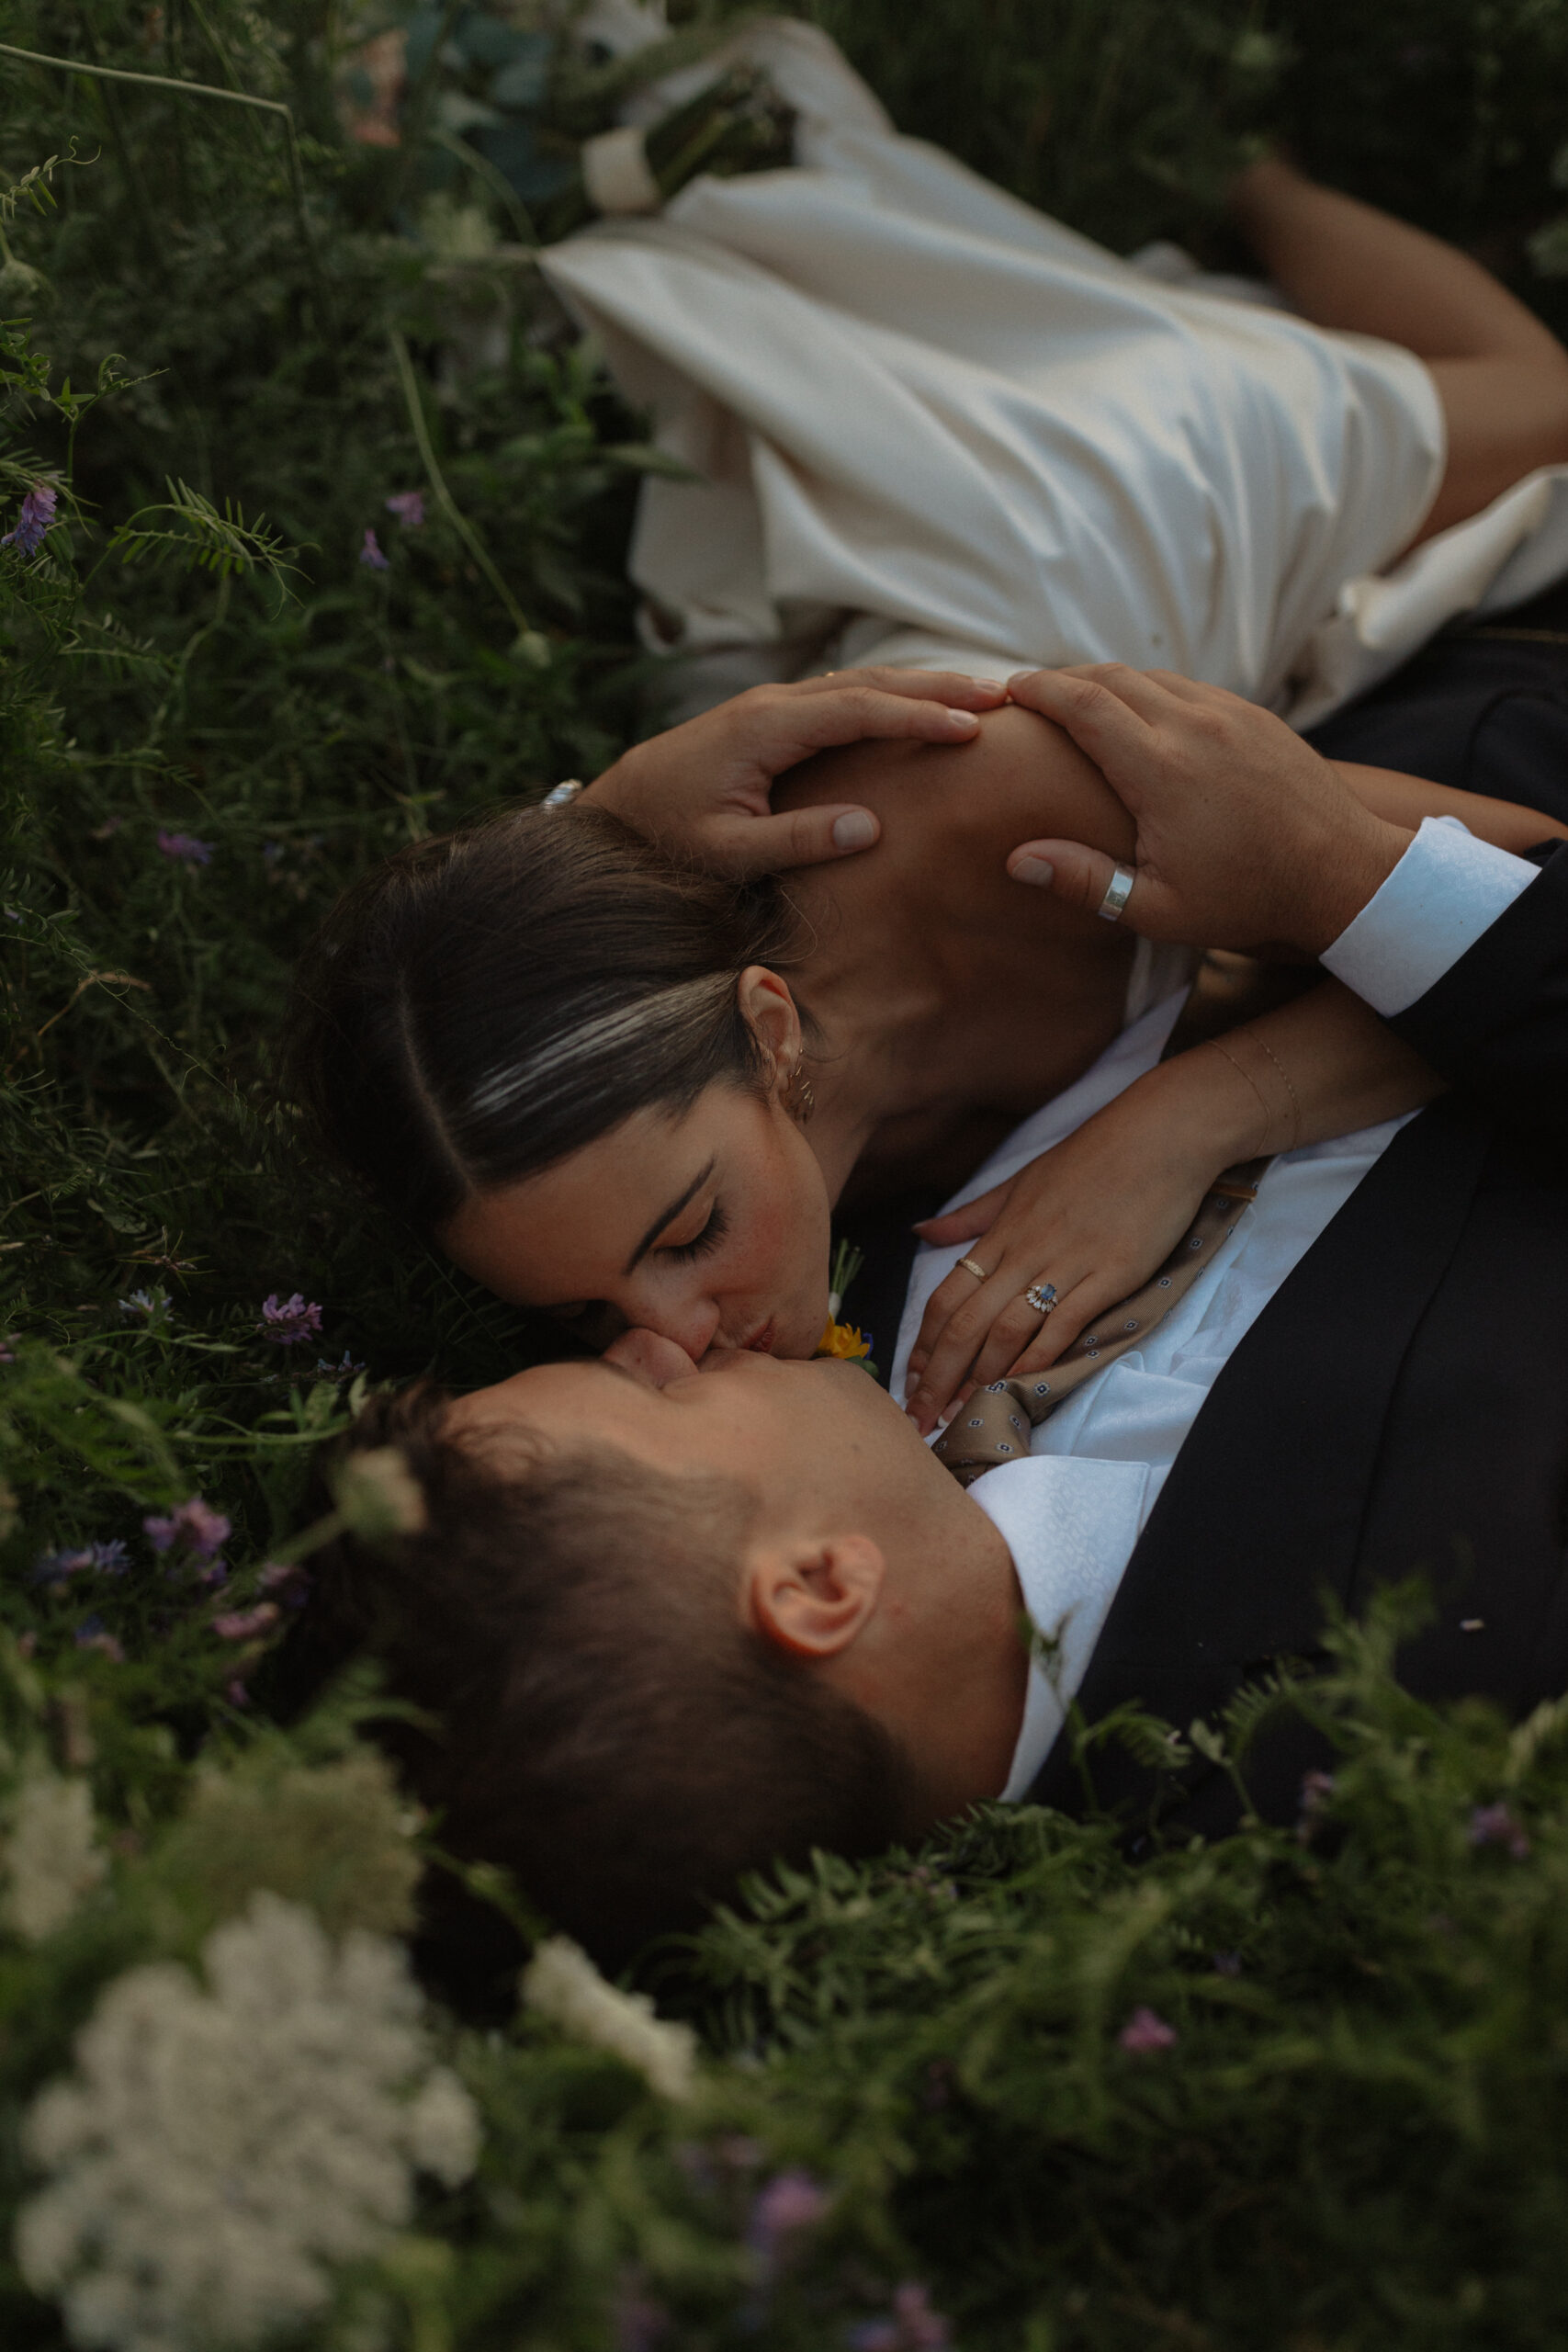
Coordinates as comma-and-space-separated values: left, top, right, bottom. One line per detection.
905, 685, 1568, 1430
1330, 761, 1568, 854
902, 974, 1442, 1431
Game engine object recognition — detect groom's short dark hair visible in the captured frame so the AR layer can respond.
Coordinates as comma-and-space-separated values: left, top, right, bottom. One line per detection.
287, 1385, 909, 1984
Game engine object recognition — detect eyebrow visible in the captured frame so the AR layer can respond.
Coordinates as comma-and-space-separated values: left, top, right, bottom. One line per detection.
623, 1159, 716, 1277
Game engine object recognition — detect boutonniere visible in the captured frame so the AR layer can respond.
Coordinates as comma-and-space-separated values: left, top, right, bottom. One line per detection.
817, 1240, 877, 1374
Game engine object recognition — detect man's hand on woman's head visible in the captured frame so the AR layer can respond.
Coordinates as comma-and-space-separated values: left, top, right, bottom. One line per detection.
1001, 665, 1415, 953
581, 668, 1007, 878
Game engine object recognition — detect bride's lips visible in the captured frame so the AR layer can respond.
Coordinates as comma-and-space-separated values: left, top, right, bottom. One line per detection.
740, 1318, 777, 1355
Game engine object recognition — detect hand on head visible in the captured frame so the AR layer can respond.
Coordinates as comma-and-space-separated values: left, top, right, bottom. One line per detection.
1001, 665, 1415, 953
581, 667, 1007, 877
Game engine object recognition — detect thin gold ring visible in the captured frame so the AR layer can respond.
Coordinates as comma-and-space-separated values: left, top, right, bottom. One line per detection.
957, 1256, 988, 1283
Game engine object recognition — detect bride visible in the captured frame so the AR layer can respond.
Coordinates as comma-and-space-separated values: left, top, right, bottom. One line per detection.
288, 43, 1568, 1428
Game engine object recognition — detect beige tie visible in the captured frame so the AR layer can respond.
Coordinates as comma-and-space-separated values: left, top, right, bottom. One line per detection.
931, 1160, 1267, 1487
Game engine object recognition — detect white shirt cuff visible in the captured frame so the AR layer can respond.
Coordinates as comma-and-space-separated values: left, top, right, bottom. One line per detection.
1320, 814, 1540, 1017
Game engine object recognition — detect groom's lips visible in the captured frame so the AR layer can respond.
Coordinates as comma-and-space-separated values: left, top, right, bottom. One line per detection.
741, 1318, 777, 1355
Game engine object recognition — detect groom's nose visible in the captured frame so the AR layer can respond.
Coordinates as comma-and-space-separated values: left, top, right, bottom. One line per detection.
603, 1328, 703, 1387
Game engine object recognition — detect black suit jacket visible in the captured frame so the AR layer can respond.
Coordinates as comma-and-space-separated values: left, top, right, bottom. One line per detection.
1028, 837, 1568, 1826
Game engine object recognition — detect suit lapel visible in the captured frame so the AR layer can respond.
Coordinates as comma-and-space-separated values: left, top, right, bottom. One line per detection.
1029, 1100, 1494, 1812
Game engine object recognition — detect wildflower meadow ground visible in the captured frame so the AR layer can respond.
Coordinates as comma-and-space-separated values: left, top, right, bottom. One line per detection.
7, 4, 1568, 2347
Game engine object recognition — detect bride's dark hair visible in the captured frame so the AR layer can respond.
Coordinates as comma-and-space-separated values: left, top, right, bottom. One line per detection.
286, 804, 805, 1236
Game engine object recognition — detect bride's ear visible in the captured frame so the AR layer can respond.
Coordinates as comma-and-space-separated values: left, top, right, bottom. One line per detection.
736, 966, 802, 1090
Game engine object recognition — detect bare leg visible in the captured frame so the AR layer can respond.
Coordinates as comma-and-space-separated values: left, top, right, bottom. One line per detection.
1230, 156, 1568, 545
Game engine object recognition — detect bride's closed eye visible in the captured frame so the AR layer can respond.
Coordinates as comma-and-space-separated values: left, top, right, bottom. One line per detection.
660, 1201, 729, 1265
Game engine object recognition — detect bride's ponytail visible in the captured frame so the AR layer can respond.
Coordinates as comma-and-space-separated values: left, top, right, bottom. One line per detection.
285, 803, 805, 1236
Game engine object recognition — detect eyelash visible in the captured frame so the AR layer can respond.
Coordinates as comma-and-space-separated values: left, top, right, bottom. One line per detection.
661, 1202, 728, 1264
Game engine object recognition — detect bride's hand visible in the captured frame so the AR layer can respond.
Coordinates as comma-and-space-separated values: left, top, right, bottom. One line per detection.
901, 1063, 1247, 1437
581, 669, 1006, 877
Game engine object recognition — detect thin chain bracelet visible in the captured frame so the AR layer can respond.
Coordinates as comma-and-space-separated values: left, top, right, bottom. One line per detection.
1255, 1035, 1302, 1152
1204, 1037, 1274, 1159
542, 778, 585, 809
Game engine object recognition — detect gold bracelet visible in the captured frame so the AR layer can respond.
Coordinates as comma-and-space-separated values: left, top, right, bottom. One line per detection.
1255, 1036, 1302, 1153
1203, 1037, 1272, 1159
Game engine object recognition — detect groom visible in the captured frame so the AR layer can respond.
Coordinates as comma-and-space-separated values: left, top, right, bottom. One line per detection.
296, 626, 1568, 1971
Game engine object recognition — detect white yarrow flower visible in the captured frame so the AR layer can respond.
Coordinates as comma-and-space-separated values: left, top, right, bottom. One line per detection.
16, 1891, 479, 2352
2, 1767, 106, 1944
523, 1936, 696, 2100
332, 1444, 428, 1539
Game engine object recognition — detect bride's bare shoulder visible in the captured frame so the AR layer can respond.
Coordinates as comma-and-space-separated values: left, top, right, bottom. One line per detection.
774, 701, 1134, 919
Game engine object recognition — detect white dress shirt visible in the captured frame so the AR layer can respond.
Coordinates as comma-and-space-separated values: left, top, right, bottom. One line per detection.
886, 817, 1541, 1798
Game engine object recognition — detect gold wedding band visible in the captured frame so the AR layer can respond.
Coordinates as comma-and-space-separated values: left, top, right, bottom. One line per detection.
957, 1256, 988, 1282
1097, 863, 1136, 922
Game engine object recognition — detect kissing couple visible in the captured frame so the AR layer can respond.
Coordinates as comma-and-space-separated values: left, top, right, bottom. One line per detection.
280, 28, 1568, 1974
282, 640, 1568, 1976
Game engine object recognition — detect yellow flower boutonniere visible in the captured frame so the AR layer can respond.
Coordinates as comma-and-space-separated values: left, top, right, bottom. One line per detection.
816, 1240, 878, 1375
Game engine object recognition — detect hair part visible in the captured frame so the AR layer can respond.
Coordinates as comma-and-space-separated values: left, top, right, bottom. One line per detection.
280, 1383, 910, 1987
285, 804, 806, 1236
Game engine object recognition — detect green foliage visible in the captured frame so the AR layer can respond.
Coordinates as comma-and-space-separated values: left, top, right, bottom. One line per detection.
4, 3, 1568, 2346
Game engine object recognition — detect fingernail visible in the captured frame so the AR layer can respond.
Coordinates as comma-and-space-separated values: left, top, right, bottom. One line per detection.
1012, 856, 1055, 886
831, 809, 877, 851
974, 679, 1005, 693
945, 707, 981, 729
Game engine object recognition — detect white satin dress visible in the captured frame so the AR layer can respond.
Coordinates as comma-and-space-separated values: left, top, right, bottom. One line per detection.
543, 19, 1568, 731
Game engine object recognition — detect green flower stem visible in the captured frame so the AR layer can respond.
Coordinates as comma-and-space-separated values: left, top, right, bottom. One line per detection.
0, 39, 323, 305
388, 328, 536, 652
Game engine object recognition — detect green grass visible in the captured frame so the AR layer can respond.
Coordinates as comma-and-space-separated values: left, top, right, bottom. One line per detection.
5, 5, 1568, 2345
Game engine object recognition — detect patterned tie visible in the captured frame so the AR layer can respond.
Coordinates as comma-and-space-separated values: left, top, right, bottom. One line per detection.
931, 1160, 1267, 1487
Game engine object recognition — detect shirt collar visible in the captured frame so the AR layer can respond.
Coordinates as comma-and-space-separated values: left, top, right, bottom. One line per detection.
967, 1453, 1154, 1801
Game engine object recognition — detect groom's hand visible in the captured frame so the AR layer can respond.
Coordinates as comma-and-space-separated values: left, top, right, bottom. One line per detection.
1003, 666, 1415, 954
582, 669, 1006, 878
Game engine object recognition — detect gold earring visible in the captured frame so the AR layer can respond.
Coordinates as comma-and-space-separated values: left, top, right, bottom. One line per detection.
784, 1062, 816, 1124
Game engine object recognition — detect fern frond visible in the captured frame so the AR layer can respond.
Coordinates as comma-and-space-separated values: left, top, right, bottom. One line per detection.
107, 480, 304, 590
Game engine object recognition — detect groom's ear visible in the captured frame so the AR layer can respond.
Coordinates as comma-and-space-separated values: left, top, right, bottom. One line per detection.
744, 1533, 886, 1661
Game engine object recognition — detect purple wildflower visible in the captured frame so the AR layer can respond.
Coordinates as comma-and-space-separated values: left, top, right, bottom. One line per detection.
386, 490, 425, 527
226, 1679, 250, 1708
851, 2284, 953, 2352
359, 526, 390, 571
29, 1538, 130, 1589
615, 2280, 668, 2352
143, 1496, 231, 1560
746, 2169, 830, 2282
315, 1348, 367, 1378
1469, 1801, 1531, 1860
31, 1548, 94, 1589
74, 1616, 125, 1663
156, 831, 213, 867
259, 1292, 324, 1347
212, 1601, 279, 1642
2, 481, 58, 556
0, 1335, 15, 1363
1296, 1767, 1337, 1842
1118, 2005, 1178, 2055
